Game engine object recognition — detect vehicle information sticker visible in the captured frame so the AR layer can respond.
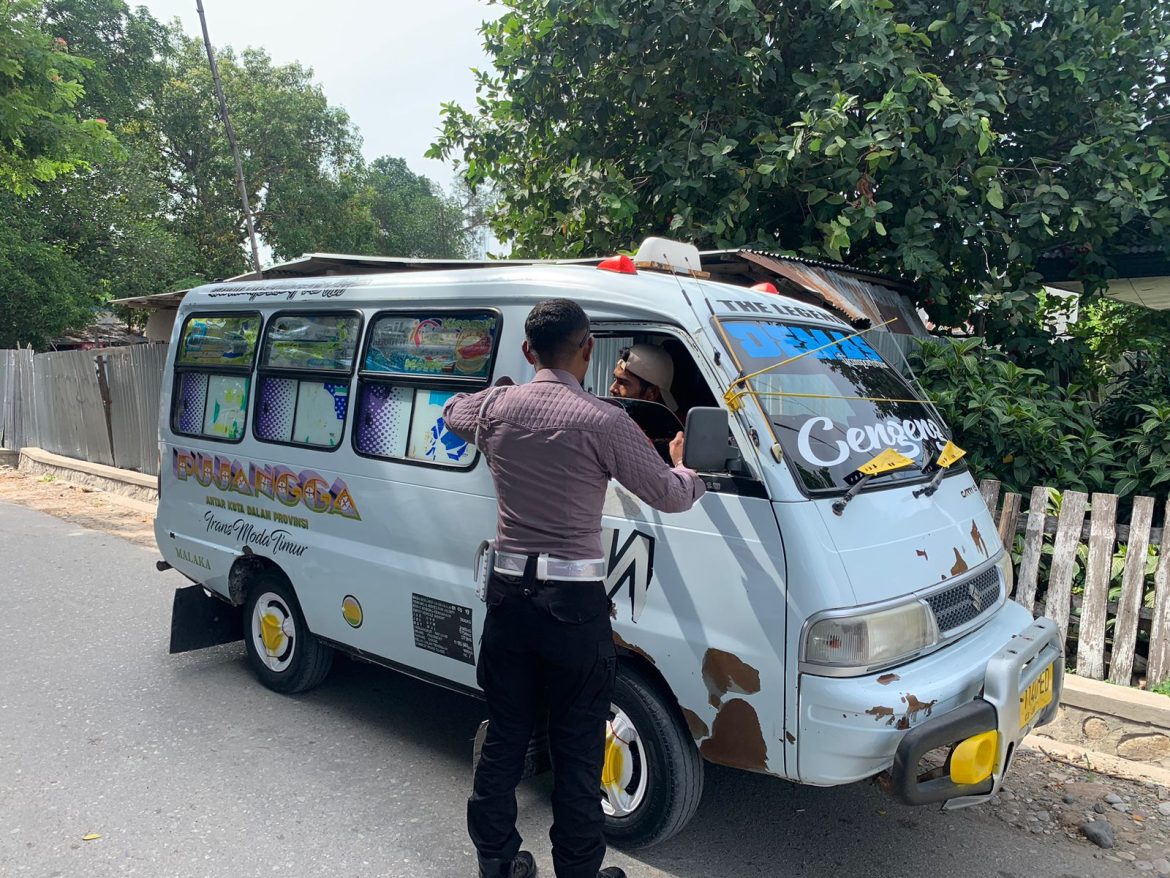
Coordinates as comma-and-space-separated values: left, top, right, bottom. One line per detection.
412, 594, 474, 664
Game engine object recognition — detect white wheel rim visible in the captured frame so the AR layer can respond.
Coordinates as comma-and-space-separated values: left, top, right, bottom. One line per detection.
601, 704, 649, 818
251, 591, 296, 673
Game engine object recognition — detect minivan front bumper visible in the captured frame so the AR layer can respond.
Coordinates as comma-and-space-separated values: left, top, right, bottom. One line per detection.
889, 617, 1063, 807
796, 600, 1062, 797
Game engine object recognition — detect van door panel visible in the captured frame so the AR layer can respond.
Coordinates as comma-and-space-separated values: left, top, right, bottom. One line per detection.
602, 482, 789, 777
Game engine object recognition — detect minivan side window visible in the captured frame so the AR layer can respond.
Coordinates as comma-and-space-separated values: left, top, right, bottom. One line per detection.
354, 311, 500, 468
253, 312, 361, 450
172, 312, 261, 442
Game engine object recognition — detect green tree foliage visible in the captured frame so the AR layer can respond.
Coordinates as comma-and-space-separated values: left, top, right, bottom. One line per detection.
363, 156, 473, 258
2, 1, 477, 349
0, 188, 92, 347
150, 37, 476, 275
913, 338, 1170, 505
0, 0, 114, 194
433, 0, 1170, 360
148, 36, 366, 278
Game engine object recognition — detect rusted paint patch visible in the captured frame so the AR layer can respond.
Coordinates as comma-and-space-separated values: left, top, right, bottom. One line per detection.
613, 631, 656, 666
950, 547, 969, 576
681, 707, 709, 740
699, 698, 768, 771
971, 521, 989, 557
870, 694, 938, 730
702, 649, 761, 708
876, 673, 900, 686
785, 730, 796, 744
902, 694, 938, 723
915, 548, 929, 560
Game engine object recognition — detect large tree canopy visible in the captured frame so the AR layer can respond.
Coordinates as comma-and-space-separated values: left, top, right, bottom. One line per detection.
433, 0, 1170, 360
0, 0, 114, 194
2, 0, 478, 349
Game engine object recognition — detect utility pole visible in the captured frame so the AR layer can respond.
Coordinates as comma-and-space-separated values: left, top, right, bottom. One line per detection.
195, 0, 262, 274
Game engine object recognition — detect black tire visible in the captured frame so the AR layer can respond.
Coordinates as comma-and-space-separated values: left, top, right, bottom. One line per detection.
242, 573, 333, 694
602, 663, 704, 849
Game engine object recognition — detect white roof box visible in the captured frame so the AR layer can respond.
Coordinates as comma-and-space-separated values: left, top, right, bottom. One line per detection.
633, 237, 703, 275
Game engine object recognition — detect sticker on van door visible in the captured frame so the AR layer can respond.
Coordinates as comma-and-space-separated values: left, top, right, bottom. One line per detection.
603, 528, 655, 623
411, 594, 474, 664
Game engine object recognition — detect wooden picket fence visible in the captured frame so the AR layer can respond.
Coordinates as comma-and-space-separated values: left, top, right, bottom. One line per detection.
979, 480, 1170, 687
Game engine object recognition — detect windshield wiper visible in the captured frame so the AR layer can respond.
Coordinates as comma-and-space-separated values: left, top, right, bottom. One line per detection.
832, 447, 922, 515
913, 463, 947, 498
832, 472, 876, 515
913, 439, 964, 498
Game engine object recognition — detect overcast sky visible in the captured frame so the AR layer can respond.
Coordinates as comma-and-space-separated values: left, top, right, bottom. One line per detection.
137, 0, 499, 188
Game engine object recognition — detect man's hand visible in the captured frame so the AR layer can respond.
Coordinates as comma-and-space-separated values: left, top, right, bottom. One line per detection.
669, 431, 686, 468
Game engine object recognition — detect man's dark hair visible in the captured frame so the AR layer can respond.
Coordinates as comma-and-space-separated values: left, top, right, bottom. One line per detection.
524, 298, 590, 365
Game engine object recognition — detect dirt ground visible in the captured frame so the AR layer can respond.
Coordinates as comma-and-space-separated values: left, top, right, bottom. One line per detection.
0, 465, 157, 549
995, 747, 1170, 872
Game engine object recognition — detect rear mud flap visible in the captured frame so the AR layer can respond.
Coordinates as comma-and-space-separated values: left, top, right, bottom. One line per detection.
169, 585, 243, 654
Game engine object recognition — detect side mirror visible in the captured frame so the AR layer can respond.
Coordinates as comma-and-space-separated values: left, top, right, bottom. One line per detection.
683, 407, 740, 472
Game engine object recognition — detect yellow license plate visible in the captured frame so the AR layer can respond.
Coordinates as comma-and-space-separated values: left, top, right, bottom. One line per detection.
1019, 662, 1055, 729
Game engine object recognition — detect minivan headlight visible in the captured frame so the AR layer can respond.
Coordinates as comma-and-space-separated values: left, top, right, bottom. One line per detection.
996, 551, 1015, 600
803, 602, 940, 673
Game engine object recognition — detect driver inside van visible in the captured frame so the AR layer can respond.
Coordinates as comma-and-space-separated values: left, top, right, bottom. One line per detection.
609, 344, 678, 413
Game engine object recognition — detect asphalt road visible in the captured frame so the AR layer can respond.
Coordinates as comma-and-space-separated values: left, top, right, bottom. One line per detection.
0, 500, 1131, 878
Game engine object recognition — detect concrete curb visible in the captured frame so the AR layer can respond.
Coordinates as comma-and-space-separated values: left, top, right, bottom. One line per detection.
18, 447, 158, 504
1063, 673, 1170, 727
1033, 673, 1170, 775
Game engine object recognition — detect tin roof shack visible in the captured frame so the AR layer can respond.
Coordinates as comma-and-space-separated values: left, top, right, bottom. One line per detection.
1038, 245, 1170, 311
50, 312, 147, 351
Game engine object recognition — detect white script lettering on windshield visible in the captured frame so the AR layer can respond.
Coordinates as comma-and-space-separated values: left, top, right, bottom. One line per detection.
796, 416, 946, 467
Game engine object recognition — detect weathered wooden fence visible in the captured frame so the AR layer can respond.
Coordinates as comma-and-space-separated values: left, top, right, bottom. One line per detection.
0, 345, 165, 475
980, 479, 1170, 686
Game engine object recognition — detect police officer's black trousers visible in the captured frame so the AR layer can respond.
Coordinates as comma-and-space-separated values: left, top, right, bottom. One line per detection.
468, 571, 616, 878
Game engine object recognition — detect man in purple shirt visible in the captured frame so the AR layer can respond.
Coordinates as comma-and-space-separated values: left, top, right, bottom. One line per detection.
443, 299, 705, 878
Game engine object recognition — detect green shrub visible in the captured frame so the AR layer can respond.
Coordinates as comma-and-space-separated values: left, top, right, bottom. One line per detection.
911, 338, 1170, 505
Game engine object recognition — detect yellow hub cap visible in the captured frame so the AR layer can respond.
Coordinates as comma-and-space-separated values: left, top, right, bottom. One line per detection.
601, 730, 625, 788
260, 611, 286, 655
600, 707, 646, 818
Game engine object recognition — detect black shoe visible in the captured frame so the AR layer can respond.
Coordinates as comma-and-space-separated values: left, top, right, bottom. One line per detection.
598, 869, 626, 878
479, 851, 535, 878
509, 852, 537, 878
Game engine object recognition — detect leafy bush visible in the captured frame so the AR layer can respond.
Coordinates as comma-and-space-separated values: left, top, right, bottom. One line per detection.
911, 338, 1170, 505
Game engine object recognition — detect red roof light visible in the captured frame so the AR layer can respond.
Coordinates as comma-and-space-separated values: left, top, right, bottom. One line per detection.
751, 282, 779, 294
597, 255, 637, 275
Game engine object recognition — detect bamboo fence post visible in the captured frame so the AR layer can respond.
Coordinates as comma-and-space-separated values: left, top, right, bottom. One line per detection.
1147, 498, 1170, 685
1075, 493, 1117, 680
1015, 486, 1050, 613
1109, 496, 1156, 685
980, 479, 1001, 520
997, 492, 1022, 582
1045, 491, 1089, 646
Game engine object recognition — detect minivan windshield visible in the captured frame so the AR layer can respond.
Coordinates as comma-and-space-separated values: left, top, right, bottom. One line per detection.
719, 319, 954, 493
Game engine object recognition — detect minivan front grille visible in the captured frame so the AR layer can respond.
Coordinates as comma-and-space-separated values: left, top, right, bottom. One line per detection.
926, 567, 1001, 633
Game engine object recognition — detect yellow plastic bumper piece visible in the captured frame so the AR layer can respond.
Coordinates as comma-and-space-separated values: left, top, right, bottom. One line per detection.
950, 730, 999, 785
